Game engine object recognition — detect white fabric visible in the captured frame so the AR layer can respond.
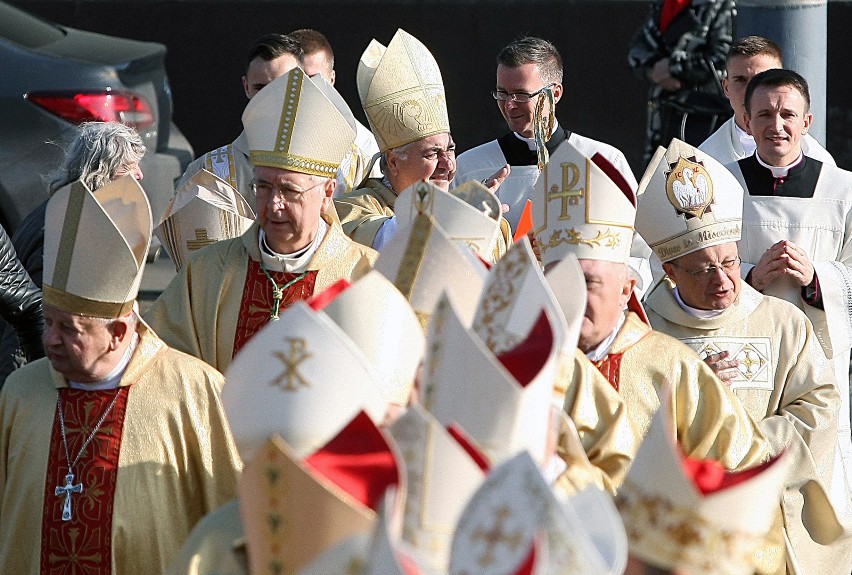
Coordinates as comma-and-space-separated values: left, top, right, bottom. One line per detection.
373, 216, 397, 251
585, 314, 627, 362
672, 287, 724, 318
754, 151, 803, 178
728, 159, 852, 519
699, 117, 836, 166
258, 218, 328, 273
734, 122, 756, 157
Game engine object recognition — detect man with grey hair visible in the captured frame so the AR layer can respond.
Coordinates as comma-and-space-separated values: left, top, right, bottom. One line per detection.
454, 36, 637, 230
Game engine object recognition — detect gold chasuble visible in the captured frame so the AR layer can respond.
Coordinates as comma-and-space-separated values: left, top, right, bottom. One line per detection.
592, 312, 770, 471
0, 326, 242, 575
145, 218, 376, 373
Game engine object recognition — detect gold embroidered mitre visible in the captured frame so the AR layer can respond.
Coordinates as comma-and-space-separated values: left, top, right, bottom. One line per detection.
154, 169, 255, 271
43, 175, 151, 318
616, 394, 790, 575
357, 29, 450, 152
532, 140, 635, 267
635, 139, 743, 262
242, 67, 356, 178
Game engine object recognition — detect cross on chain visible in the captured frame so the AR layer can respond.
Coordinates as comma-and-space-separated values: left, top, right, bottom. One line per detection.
55, 473, 83, 521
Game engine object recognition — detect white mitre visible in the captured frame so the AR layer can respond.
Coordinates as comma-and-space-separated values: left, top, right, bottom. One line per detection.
155, 168, 254, 271
635, 138, 743, 262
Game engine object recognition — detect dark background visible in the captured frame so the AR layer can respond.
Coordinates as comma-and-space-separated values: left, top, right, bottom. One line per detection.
10, 0, 852, 177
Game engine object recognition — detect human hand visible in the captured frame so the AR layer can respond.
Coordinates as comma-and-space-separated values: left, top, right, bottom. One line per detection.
481, 164, 511, 194
528, 229, 541, 262
650, 59, 682, 91
749, 240, 814, 290
703, 351, 740, 385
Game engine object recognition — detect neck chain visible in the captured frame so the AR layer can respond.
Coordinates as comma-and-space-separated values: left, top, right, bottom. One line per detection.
260, 263, 307, 321
54, 389, 122, 521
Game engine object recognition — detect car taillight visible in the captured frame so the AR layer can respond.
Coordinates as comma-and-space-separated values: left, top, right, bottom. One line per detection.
25, 90, 155, 129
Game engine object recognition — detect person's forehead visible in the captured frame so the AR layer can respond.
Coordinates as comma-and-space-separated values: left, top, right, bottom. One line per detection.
254, 165, 315, 184
678, 243, 738, 263
728, 53, 781, 74
411, 133, 453, 150
248, 53, 299, 76
44, 304, 101, 327
752, 83, 805, 107
496, 63, 544, 86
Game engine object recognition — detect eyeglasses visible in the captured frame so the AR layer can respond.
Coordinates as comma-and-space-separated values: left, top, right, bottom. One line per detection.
670, 257, 741, 277
491, 83, 555, 103
252, 179, 325, 202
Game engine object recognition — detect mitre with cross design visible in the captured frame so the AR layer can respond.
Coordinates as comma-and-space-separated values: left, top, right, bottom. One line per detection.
306, 271, 425, 406
357, 29, 449, 153
615, 389, 791, 575
421, 238, 567, 468
532, 140, 636, 268
242, 67, 356, 178
222, 300, 388, 464
394, 180, 503, 263
154, 168, 255, 271
634, 139, 743, 263
238, 411, 403, 575
449, 451, 627, 575
43, 175, 151, 318
374, 211, 487, 333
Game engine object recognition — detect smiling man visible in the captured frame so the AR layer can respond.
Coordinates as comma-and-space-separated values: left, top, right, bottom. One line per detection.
335, 29, 510, 256
146, 68, 377, 373
638, 139, 851, 574
725, 68, 852, 531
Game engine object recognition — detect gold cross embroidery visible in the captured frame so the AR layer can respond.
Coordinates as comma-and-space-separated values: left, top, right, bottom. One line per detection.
186, 228, 216, 251
270, 338, 312, 391
547, 162, 584, 221
472, 506, 523, 567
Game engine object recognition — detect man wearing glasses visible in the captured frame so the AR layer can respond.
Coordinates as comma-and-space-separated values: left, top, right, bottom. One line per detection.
453, 36, 637, 231
637, 139, 851, 574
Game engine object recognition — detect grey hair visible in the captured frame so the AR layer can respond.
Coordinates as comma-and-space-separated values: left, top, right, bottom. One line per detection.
379, 142, 413, 176
50, 121, 146, 194
497, 36, 564, 85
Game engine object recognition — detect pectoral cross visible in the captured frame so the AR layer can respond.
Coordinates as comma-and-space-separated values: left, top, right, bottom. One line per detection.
55, 472, 83, 521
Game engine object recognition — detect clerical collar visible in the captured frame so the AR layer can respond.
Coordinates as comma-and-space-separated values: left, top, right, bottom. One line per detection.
734, 122, 756, 157
585, 313, 626, 362
755, 150, 804, 178
259, 218, 327, 273
68, 331, 139, 390
513, 120, 561, 151
673, 287, 725, 318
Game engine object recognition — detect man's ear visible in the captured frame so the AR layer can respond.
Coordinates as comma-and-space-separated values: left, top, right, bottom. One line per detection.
109, 318, 131, 351
744, 113, 753, 136
551, 82, 564, 105
320, 178, 335, 211
242, 76, 250, 99
329, 69, 336, 86
722, 77, 730, 99
662, 262, 676, 278
802, 112, 813, 134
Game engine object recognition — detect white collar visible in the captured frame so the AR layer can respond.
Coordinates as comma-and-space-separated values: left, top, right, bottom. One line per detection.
733, 122, 756, 156
673, 286, 725, 318
755, 150, 804, 178
258, 218, 328, 273
585, 313, 626, 362
513, 120, 560, 151
68, 331, 139, 390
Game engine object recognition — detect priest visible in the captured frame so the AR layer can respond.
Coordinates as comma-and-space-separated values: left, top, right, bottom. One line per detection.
638, 139, 851, 575
725, 68, 852, 521
145, 68, 377, 373
0, 175, 242, 575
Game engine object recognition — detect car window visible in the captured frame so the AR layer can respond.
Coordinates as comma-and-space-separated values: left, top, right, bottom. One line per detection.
0, 2, 64, 48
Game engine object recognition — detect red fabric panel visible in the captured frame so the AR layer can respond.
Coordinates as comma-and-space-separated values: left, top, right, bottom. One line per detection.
304, 411, 399, 512
307, 279, 350, 311
496, 311, 553, 387
660, 0, 692, 33
681, 451, 782, 495
446, 424, 491, 472
593, 353, 623, 392
41, 387, 131, 575
232, 260, 318, 356
591, 152, 636, 207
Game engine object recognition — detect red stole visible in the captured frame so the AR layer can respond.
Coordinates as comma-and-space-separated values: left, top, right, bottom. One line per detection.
660, 0, 691, 33
232, 259, 318, 356
41, 387, 131, 575
593, 353, 624, 392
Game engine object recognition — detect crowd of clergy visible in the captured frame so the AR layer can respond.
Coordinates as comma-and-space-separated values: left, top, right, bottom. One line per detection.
2, 13, 852, 575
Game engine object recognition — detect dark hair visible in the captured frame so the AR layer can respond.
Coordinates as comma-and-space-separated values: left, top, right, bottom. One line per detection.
245, 33, 304, 74
496, 36, 563, 84
289, 29, 334, 69
744, 68, 810, 114
726, 35, 783, 68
